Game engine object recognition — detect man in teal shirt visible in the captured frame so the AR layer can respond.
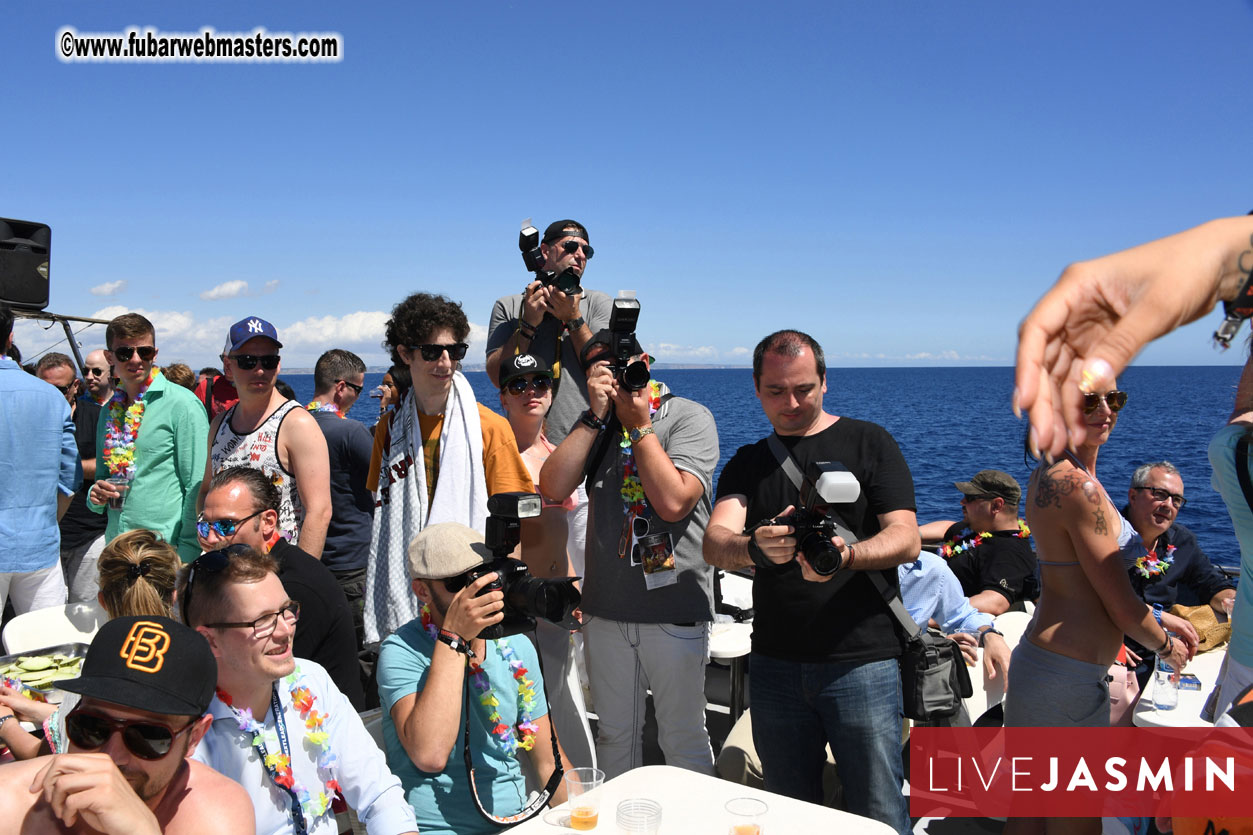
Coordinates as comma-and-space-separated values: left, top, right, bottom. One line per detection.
88, 313, 208, 561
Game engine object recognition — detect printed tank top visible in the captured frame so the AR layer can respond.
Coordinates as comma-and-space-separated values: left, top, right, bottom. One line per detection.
211, 399, 304, 544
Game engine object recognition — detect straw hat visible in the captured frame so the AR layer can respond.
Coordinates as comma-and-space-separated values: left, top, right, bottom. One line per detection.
1168, 603, 1230, 653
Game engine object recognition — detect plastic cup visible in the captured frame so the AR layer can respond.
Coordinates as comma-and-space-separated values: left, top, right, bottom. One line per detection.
1154, 631, 1179, 711
726, 797, 768, 835
105, 476, 131, 510
564, 767, 605, 830
616, 798, 662, 834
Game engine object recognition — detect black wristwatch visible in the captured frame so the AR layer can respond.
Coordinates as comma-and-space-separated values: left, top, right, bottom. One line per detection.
579, 409, 607, 432
567, 316, 586, 332
436, 629, 474, 657
977, 627, 1004, 648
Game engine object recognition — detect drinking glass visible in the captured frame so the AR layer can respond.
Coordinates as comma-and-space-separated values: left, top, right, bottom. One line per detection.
726, 797, 768, 835
564, 767, 605, 830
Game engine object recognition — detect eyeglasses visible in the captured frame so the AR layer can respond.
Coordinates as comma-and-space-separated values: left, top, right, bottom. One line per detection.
560, 239, 594, 260
504, 376, 552, 397
111, 346, 157, 362
230, 354, 280, 371
1082, 390, 1127, 414
182, 544, 250, 625
65, 710, 198, 760
1135, 486, 1187, 509
204, 600, 300, 639
196, 509, 264, 540
412, 343, 469, 362
84, 366, 107, 377
338, 379, 364, 395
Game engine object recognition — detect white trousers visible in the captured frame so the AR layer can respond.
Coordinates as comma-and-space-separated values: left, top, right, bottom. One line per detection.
0, 563, 68, 620
582, 617, 714, 779
61, 534, 106, 604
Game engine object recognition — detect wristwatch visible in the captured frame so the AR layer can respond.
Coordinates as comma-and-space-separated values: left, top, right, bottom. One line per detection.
977, 627, 1004, 648
567, 316, 586, 332
436, 628, 474, 657
628, 425, 655, 444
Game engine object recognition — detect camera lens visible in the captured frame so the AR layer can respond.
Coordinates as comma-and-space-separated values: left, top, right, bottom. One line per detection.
799, 530, 843, 576
620, 360, 651, 392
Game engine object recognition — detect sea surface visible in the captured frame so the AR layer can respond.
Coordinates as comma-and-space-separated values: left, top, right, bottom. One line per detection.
284, 366, 1246, 570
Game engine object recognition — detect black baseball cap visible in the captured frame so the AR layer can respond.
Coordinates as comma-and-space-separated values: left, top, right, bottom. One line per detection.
499, 353, 553, 389
542, 220, 589, 244
60, 616, 218, 716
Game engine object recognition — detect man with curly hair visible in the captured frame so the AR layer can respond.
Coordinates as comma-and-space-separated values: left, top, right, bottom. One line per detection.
365, 293, 533, 642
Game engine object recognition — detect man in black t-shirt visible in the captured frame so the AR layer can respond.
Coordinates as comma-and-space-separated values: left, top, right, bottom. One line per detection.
703, 330, 918, 835
37, 353, 108, 603
919, 469, 1036, 615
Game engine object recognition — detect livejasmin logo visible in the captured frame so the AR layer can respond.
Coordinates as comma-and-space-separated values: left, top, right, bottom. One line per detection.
925, 752, 1233, 794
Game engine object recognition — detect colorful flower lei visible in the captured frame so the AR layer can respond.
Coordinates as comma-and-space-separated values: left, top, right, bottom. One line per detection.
617, 381, 663, 556
306, 400, 343, 418
216, 668, 341, 826
939, 519, 1031, 559
420, 605, 538, 756
1133, 543, 1176, 579
102, 367, 159, 479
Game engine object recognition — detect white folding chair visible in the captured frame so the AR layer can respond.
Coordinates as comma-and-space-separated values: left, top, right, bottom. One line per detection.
2, 600, 107, 654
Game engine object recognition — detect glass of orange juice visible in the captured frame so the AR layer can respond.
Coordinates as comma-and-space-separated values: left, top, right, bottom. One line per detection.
564, 767, 605, 830
725, 797, 767, 835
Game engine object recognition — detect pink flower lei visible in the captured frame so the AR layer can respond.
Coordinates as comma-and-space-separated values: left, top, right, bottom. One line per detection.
102, 367, 159, 479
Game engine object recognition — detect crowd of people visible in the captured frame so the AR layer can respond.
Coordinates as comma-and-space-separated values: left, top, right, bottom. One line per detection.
1, 214, 1252, 834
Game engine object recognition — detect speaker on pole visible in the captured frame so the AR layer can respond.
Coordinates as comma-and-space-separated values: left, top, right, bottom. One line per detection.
0, 218, 51, 311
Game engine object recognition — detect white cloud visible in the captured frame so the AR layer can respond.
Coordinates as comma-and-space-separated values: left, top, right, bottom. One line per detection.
728, 346, 751, 357
904, 350, 961, 361
262, 280, 280, 293
200, 280, 250, 301
89, 280, 126, 296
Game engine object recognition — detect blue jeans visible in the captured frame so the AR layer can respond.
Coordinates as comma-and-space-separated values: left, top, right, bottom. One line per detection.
749, 653, 909, 835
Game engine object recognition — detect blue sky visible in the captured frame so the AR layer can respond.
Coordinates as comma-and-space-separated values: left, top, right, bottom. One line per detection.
6, 1, 1253, 369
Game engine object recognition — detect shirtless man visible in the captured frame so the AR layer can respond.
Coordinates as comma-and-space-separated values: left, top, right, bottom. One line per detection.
0, 616, 254, 835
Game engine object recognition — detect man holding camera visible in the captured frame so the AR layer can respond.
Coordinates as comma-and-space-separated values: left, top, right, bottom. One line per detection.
377, 522, 569, 835
540, 327, 720, 779
703, 330, 918, 835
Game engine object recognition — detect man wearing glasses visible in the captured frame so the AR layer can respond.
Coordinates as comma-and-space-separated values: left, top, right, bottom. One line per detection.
88, 313, 208, 562
184, 545, 418, 835
0, 615, 256, 834
918, 469, 1036, 615
81, 348, 115, 406
366, 292, 532, 643
198, 316, 332, 559
37, 352, 108, 603
197, 466, 364, 708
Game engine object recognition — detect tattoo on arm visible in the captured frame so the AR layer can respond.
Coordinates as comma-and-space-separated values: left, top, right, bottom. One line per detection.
1093, 504, 1108, 535
1033, 464, 1078, 509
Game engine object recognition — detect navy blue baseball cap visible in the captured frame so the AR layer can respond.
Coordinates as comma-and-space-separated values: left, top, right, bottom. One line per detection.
226, 316, 283, 353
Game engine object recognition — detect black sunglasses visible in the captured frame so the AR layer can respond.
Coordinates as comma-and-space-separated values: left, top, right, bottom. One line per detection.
182, 544, 251, 625
560, 239, 594, 260
84, 366, 107, 377
111, 346, 156, 362
66, 710, 198, 760
51, 382, 77, 394
504, 376, 552, 396
230, 354, 280, 371
412, 343, 469, 362
338, 379, 364, 395
1135, 486, 1188, 509
1082, 390, 1127, 414
196, 509, 264, 540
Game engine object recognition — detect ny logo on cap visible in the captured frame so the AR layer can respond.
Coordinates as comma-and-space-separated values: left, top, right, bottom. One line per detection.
120, 621, 171, 673
247, 319, 264, 333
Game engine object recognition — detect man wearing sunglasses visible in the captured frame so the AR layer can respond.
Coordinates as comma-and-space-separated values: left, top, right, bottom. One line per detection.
87, 313, 209, 562
184, 545, 417, 835
197, 466, 364, 708
199, 316, 332, 560
82, 348, 115, 406
37, 352, 109, 603
918, 469, 1036, 615
0, 615, 256, 835
366, 292, 533, 643
1120, 461, 1235, 686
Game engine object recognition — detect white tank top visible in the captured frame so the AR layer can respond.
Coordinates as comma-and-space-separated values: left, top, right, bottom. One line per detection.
210, 400, 304, 544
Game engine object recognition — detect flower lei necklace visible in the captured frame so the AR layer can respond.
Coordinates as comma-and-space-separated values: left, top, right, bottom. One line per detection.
420, 605, 538, 756
216, 669, 342, 824
305, 400, 343, 418
618, 381, 663, 551
1134, 543, 1176, 578
939, 519, 1031, 559
102, 367, 159, 478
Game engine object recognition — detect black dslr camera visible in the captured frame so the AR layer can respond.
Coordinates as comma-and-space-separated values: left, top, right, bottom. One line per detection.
604, 296, 651, 392
765, 461, 861, 576
443, 492, 582, 639
519, 218, 582, 296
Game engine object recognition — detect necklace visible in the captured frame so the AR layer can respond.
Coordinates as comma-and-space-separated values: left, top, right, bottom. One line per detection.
617, 381, 663, 556
939, 519, 1031, 559
102, 367, 159, 479
306, 400, 343, 418
216, 669, 342, 826
420, 605, 538, 756
1133, 542, 1176, 578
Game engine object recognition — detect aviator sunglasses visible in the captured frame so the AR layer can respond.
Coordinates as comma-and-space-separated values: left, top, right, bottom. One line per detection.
1082, 390, 1127, 414
65, 710, 197, 760
560, 239, 594, 260
196, 509, 264, 540
505, 376, 552, 397
411, 343, 469, 362
231, 353, 280, 371
111, 346, 156, 362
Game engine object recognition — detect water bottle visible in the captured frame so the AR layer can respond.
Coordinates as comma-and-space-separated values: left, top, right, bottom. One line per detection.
1153, 632, 1178, 711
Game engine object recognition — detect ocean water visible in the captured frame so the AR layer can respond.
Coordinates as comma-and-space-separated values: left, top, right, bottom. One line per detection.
284, 365, 1245, 569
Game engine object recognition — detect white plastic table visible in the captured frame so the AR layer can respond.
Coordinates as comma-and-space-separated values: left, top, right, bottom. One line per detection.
709, 622, 752, 722
1132, 647, 1227, 728
509, 764, 897, 833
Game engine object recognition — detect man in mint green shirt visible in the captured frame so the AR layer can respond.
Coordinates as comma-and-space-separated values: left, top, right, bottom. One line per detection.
87, 313, 208, 561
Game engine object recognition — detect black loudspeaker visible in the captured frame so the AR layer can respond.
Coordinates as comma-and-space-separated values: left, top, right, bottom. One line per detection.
0, 218, 51, 311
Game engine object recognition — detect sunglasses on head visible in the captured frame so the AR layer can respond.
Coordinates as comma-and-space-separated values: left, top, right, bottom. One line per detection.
196, 509, 264, 540
560, 239, 594, 260
412, 343, 469, 362
66, 710, 197, 760
231, 354, 280, 371
1082, 390, 1127, 414
182, 544, 251, 625
111, 346, 156, 362
504, 376, 552, 396
85, 366, 107, 377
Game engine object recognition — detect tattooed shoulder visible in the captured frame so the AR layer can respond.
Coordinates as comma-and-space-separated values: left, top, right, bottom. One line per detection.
1032, 464, 1093, 510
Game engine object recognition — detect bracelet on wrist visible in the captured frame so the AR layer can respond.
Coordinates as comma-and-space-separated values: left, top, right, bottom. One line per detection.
1155, 633, 1173, 656
579, 409, 607, 432
978, 627, 1004, 648
518, 321, 538, 339
437, 628, 474, 657
844, 543, 856, 569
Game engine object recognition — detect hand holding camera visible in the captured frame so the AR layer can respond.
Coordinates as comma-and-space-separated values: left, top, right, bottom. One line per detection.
752, 505, 799, 566
521, 280, 550, 327
586, 361, 617, 420
442, 572, 505, 642
613, 375, 654, 430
